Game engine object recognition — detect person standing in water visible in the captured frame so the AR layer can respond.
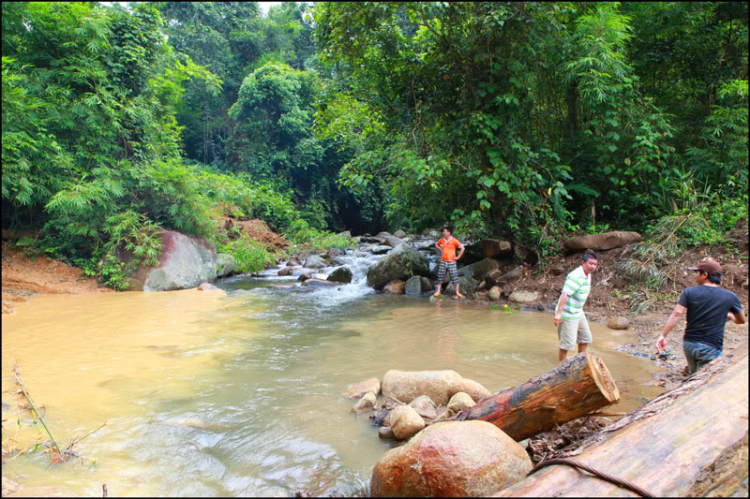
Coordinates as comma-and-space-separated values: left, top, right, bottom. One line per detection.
554, 251, 599, 361
433, 226, 465, 299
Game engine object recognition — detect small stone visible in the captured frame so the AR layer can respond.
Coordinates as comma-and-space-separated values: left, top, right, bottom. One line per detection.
378, 426, 395, 439
344, 378, 381, 399
408, 395, 438, 420
488, 286, 501, 301
197, 282, 219, 291
607, 316, 630, 330
447, 392, 475, 414
352, 392, 377, 412
383, 279, 406, 294
509, 290, 540, 304
389, 405, 426, 440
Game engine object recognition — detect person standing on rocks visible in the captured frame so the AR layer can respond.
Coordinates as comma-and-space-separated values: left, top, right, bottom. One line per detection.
433, 226, 465, 299
554, 251, 599, 361
656, 260, 745, 375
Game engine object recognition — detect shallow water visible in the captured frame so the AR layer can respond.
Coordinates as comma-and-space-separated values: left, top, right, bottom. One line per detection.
1, 263, 662, 496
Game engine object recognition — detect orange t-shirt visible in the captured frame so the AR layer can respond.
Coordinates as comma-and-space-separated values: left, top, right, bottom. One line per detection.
437, 237, 462, 262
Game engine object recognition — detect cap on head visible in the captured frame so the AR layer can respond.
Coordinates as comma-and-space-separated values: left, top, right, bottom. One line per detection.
688, 260, 722, 275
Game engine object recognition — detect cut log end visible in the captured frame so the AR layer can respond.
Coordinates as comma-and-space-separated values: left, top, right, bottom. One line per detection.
586, 352, 621, 404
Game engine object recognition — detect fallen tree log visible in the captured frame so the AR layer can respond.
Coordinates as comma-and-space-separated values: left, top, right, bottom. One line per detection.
457, 352, 620, 441
495, 350, 749, 497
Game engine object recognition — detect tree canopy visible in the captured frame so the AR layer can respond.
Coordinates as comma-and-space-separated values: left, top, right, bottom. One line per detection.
2, 2, 747, 286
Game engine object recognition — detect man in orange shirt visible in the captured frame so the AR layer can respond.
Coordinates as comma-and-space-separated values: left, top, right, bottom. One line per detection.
433, 226, 465, 299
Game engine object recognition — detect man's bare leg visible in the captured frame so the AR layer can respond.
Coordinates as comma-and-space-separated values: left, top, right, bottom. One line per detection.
578, 343, 588, 353
559, 348, 568, 362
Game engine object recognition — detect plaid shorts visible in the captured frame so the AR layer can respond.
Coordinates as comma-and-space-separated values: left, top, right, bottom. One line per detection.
437, 260, 459, 286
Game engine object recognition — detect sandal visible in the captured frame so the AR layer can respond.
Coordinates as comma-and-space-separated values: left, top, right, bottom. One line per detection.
433, 292, 441, 297
454, 293, 465, 300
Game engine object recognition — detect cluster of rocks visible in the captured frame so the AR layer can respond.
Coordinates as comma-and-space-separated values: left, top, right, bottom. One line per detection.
360, 230, 524, 300
276, 247, 354, 289
345, 370, 493, 440
344, 370, 535, 497
361, 230, 644, 308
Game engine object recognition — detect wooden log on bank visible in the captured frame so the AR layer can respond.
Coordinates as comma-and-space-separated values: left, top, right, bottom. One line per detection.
495, 350, 749, 497
458, 352, 620, 441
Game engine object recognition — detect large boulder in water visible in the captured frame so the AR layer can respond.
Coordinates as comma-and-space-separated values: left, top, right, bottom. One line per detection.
123, 230, 217, 291
371, 421, 533, 497
366, 244, 431, 290
382, 370, 463, 405
564, 231, 642, 251
327, 266, 353, 284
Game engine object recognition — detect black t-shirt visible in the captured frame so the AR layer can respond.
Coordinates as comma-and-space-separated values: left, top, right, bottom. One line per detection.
678, 285, 744, 350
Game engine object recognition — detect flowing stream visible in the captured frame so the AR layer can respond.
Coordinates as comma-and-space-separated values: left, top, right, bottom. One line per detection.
1, 246, 662, 496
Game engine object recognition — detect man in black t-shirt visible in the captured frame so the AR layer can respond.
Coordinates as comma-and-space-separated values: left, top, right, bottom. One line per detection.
656, 260, 746, 374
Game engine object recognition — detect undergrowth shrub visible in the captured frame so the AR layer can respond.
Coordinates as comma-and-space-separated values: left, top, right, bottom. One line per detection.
218, 234, 277, 274
284, 219, 357, 252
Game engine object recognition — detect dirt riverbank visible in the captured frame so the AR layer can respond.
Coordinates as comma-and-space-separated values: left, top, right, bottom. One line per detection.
1, 241, 111, 314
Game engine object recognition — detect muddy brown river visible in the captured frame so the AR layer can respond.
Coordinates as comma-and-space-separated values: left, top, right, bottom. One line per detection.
1, 261, 663, 496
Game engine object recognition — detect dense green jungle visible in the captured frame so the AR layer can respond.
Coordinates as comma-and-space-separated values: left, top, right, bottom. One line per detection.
2, 2, 748, 289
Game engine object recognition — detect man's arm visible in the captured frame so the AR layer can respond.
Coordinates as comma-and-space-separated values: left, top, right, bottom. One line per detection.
554, 293, 569, 327
656, 304, 686, 352
728, 310, 747, 324
456, 244, 465, 261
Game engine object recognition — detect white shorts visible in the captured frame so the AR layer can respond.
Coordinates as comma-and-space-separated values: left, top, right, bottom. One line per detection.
557, 314, 592, 351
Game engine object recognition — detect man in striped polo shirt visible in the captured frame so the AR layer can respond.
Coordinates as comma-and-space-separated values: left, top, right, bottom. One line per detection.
554, 251, 599, 361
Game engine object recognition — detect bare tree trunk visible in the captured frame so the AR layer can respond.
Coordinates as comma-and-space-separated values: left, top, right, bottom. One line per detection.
459, 352, 620, 441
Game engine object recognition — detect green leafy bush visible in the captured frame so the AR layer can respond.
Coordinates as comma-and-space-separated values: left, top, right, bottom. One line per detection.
218, 234, 277, 274
285, 219, 356, 252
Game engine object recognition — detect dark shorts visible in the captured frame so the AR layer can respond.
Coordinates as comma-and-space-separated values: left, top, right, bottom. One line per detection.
683, 340, 722, 375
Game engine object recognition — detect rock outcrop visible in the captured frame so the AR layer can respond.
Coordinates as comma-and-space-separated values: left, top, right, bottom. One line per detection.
124, 230, 218, 291
564, 231, 642, 251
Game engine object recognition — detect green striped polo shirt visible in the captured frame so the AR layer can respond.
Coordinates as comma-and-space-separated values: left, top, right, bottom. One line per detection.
558, 266, 591, 320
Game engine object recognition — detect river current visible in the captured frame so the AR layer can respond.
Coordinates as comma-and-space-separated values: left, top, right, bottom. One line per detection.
1, 246, 661, 496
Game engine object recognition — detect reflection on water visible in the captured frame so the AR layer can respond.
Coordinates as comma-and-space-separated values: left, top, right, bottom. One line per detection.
1, 276, 662, 496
